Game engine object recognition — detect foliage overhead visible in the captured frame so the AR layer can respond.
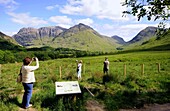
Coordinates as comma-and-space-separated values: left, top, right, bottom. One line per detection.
122, 0, 170, 21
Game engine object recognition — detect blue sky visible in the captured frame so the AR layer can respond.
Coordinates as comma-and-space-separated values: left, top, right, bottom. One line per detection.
0, 0, 168, 41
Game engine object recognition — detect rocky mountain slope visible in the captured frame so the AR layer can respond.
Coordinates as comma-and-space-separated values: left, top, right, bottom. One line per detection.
0, 31, 18, 45
13, 26, 66, 46
13, 23, 122, 52
2, 24, 168, 52
111, 35, 126, 44
0, 32, 24, 51
51, 23, 121, 51
128, 26, 157, 43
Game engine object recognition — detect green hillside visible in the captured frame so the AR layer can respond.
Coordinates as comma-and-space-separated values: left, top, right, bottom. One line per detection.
121, 30, 170, 51
51, 29, 120, 52
0, 32, 25, 51
13, 24, 122, 52
0, 32, 19, 45
0, 51, 170, 110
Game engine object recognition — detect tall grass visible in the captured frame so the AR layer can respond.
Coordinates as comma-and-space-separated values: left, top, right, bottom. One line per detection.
0, 51, 170, 110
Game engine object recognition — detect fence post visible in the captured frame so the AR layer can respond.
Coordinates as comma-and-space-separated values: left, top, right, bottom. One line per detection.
59, 66, 62, 79
157, 63, 160, 73
83, 63, 85, 75
0, 64, 1, 77
124, 64, 126, 78
141, 64, 144, 75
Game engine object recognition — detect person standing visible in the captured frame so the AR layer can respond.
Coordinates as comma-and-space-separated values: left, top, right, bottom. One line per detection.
103, 57, 109, 74
77, 60, 82, 80
21, 57, 39, 109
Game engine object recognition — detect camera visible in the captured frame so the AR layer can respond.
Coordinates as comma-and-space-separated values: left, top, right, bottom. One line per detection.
33, 57, 36, 61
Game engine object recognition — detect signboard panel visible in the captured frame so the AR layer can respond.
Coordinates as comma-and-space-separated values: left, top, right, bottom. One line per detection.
55, 81, 81, 95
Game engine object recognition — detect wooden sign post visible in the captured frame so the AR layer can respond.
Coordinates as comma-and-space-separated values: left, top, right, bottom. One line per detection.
124, 64, 126, 78
0, 64, 1, 77
157, 63, 160, 73
141, 64, 144, 75
59, 66, 62, 79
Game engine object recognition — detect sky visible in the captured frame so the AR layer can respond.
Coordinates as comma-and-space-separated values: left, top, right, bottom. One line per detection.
0, 0, 169, 41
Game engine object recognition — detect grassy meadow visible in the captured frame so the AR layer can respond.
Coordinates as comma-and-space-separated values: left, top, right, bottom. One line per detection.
0, 51, 170, 111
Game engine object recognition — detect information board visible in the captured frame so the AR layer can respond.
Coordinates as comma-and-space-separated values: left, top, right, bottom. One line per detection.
55, 81, 81, 95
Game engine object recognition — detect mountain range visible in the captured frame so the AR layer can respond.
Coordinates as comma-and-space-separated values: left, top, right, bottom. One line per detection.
1, 23, 170, 52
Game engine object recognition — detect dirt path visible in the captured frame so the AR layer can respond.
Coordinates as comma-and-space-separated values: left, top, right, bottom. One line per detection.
18, 107, 38, 111
85, 100, 106, 111
120, 103, 170, 111
85, 100, 170, 111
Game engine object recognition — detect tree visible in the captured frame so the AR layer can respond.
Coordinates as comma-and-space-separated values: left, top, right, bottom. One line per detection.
122, 0, 170, 37
122, 0, 170, 21
0, 50, 4, 63
3, 51, 15, 63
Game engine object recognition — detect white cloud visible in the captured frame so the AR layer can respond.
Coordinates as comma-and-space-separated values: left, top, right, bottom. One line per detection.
4, 31, 17, 36
49, 15, 72, 24
0, 0, 17, 5
60, 0, 128, 21
46, 4, 59, 10
7, 12, 48, 26
75, 18, 93, 26
49, 15, 94, 28
95, 23, 159, 41
49, 15, 73, 28
0, 0, 18, 11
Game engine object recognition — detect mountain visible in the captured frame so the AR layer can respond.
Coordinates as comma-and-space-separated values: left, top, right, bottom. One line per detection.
120, 27, 170, 51
138, 29, 170, 50
119, 26, 158, 50
13, 23, 121, 52
13, 26, 66, 46
128, 26, 157, 43
111, 35, 126, 44
0, 31, 18, 45
0, 31, 25, 51
51, 23, 120, 52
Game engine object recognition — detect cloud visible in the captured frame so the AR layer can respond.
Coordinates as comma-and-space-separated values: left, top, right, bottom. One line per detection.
0, 0, 18, 11
60, 0, 128, 21
7, 12, 48, 26
75, 18, 93, 26
49, 15, 73, 28
95, 23, 158, 41
49, 15, 72, 24
49, 15, 94, 28
46, 4, 59, 10
4, 31, 17, 36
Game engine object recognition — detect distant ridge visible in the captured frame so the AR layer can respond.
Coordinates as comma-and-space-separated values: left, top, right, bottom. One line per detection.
128, 26, 157, 43
52, 23, 120, 52
0, 31, 18, 45
7, 23, 169, 52
111, 35, 126, 44
12, 23, 121, 52
0, 31, 24, 51
13, 26, 66, 46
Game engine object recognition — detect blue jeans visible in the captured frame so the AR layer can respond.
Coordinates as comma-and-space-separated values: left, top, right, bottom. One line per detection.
22, 83, 33, 108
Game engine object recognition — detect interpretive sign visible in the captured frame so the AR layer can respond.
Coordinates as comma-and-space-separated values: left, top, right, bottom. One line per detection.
55, 81, 81, 95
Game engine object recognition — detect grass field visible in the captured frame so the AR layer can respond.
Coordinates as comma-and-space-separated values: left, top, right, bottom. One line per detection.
0, 51, 170, 111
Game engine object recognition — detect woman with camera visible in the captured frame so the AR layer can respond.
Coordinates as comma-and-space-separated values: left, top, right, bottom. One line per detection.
21, 57, 39, 109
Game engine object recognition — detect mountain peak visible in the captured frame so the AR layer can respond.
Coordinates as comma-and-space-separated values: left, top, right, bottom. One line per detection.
128, 26, 157, 43
70, 23, 93, 31
111, 35, 126, 44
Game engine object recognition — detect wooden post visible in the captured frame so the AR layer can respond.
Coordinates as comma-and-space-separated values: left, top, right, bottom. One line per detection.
83, 63, 85, 75
59, 66, 62, 79
0, 64, 1, 76
158, 63, 160, 73
141, 64, 144, 75
124, 64, 126, 78
73, 95, 77, 102
84, 87, 94, 97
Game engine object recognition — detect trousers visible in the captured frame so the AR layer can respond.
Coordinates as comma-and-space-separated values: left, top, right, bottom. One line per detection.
22, 83, 33, 108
